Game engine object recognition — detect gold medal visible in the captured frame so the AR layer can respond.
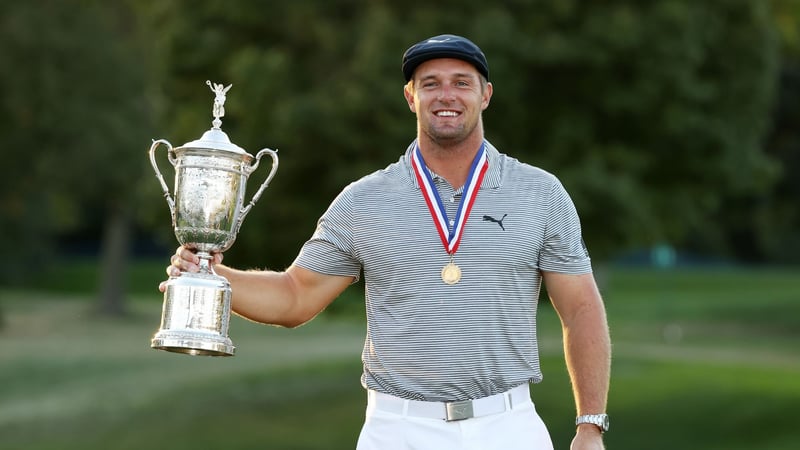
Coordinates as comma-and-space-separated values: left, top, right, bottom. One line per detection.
412, 144, 488, 288
441, 262, 462, 285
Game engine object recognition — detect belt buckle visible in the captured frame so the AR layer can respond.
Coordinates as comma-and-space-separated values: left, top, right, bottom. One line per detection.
445, 400, 474, 422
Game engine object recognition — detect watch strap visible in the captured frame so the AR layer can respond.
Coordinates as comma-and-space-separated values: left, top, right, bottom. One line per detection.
576, 413, 609, 432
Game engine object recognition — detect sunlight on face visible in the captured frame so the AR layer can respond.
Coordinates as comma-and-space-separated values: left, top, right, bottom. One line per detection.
405, 58, 492, 146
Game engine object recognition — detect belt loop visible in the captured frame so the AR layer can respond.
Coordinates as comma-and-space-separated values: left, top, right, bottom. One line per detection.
503, 391, 512, 411
402, 399, 410, 416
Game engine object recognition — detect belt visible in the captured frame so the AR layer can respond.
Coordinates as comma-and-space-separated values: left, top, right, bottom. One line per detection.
367, 384, 531, 422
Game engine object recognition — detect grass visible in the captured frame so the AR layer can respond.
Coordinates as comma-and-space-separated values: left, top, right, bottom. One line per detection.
1, 263, 799, 449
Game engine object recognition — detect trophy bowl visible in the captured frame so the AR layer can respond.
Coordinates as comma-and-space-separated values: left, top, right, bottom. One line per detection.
148, 81, 278, 356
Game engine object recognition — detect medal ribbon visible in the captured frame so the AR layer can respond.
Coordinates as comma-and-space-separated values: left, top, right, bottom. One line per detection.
411, 142, 489, 255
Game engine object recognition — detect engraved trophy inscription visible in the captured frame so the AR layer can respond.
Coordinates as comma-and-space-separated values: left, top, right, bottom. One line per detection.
149, 81, 279, 356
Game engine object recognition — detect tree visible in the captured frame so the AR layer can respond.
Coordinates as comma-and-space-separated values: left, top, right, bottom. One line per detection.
146, 0, 780, 264
1, 0, 785, 330
474, 1, 779, 258
710, 0, 800, 263
0, 0, 158, 314
144, 0, 412, 269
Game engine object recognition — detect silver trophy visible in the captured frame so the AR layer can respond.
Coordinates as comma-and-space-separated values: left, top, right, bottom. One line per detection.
148, 81, 279, 356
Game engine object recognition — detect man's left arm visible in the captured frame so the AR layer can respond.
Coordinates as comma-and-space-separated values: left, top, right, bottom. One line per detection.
543, 271, 611, 450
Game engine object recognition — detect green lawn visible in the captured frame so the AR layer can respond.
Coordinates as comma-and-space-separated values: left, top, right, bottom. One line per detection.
1, 264, 798, 449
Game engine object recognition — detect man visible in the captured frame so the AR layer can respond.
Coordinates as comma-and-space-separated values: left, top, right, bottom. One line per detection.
163, 34, 610, 450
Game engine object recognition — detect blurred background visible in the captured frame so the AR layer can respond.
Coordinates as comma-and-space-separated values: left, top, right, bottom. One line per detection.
1, 1, 798, 449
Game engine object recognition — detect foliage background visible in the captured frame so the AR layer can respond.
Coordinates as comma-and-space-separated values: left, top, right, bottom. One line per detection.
2, 0, 798, 290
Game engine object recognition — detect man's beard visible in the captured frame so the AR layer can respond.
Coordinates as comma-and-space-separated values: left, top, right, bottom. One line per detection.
425, 122, 472, 146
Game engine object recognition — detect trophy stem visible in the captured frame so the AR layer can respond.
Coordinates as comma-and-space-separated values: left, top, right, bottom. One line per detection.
197, 251, 215, 275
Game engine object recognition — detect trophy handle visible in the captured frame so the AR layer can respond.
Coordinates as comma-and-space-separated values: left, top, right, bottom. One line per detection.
149, 139, 178, 225
238, 148, 279, 228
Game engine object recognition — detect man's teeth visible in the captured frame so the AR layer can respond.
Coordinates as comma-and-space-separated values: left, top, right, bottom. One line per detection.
436, 111, 458, 117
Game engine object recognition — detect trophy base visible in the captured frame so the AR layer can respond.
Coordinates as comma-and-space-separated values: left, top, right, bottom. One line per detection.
151, 333, 235, 357
151, 272, 236, 357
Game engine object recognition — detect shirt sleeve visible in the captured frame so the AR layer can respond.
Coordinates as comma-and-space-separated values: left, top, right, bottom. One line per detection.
538, 177, 593, 274
292, 184, 363, 281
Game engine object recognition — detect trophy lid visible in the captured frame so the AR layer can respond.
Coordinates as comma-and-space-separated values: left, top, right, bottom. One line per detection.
180, 127, 249, 155
177, 80, 251, 156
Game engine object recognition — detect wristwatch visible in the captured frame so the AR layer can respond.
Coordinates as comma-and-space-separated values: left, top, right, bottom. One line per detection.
576, 414, 609, 432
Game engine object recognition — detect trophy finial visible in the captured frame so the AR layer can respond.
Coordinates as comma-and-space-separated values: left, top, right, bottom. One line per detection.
207, 80, 232, 129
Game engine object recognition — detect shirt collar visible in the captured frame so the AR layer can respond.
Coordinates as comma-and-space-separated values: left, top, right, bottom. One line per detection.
403, 139, 502, 190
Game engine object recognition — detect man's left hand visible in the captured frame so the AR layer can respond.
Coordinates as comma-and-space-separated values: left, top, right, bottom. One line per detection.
570, 425, 605, 450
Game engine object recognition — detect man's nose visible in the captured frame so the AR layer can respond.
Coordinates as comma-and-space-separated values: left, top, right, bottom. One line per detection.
437, 85, 455, 101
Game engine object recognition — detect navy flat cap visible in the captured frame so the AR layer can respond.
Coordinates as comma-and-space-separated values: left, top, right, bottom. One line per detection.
402, 34, 489, 82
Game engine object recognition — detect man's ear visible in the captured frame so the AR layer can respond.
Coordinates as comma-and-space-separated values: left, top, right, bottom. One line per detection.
481, 82, 493, 111
404, 83, 416, 113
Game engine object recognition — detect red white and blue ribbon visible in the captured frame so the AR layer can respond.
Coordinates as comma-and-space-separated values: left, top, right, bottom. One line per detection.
411, 142, 489, 255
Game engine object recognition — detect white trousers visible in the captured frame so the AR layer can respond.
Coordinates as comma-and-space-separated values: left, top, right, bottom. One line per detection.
356, 386, 554, 450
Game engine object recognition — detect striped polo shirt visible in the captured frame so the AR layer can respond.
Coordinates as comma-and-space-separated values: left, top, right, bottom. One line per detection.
294, 140, 592, 402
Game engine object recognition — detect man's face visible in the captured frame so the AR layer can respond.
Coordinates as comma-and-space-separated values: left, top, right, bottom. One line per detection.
404, 58, 492, 146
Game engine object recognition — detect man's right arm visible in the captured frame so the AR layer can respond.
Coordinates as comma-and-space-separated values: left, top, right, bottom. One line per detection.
218, 263, 354, 327
160, 247, 354, 328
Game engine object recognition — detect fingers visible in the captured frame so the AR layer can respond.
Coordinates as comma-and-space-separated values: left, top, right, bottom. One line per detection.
165, 256, 182, 278
163, 246, 224, 280
175, 246, 200, 265
164, 246, 197, 278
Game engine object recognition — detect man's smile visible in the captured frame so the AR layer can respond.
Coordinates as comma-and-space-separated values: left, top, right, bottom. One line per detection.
434, 110, 460, 117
